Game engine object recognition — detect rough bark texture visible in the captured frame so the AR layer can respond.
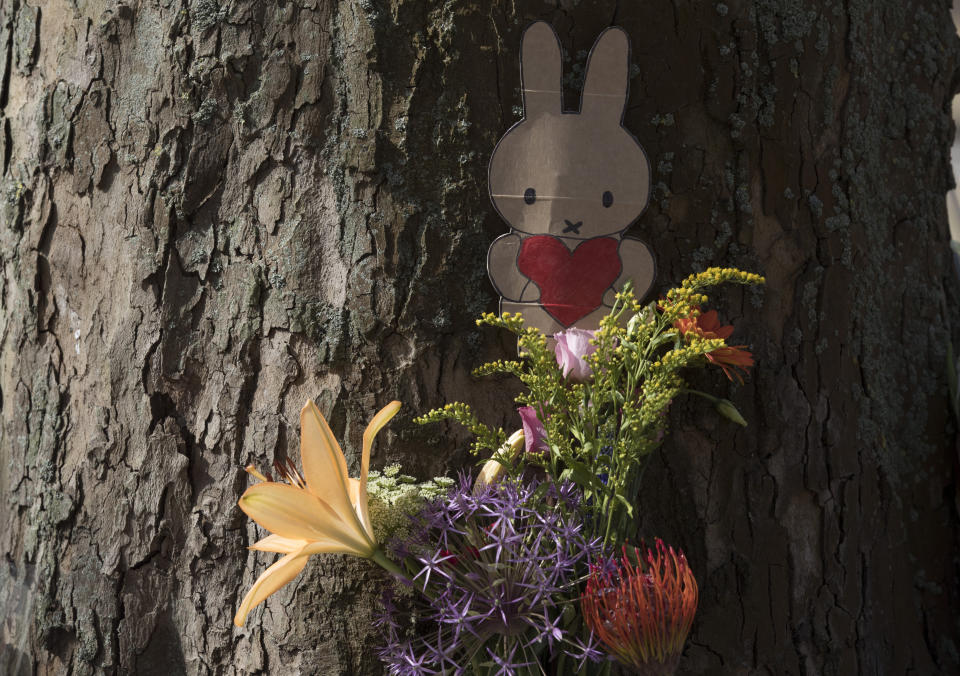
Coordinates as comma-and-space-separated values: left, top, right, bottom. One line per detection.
1, 0, 958, 674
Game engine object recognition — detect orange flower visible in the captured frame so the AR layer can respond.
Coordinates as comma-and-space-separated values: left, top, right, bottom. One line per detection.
582, 541, 698, 674
674, 309, 753, 383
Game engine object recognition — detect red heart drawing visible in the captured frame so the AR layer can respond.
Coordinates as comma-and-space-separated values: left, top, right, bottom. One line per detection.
517, 236, 622, 327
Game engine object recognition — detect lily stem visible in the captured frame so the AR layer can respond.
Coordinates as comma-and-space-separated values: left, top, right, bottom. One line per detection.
370, 547, 406, 580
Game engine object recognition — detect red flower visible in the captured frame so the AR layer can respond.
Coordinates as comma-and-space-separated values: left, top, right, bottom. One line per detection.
674, 309, 754, 383
438, 546, 480, 568
582, 540, 698, 675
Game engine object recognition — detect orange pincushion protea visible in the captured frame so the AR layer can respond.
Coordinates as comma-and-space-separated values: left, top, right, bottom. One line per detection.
674, 308, 754, 383
582, 540, 698, 675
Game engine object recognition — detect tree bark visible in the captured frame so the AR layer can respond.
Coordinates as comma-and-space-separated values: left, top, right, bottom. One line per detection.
0, 1, 957, 674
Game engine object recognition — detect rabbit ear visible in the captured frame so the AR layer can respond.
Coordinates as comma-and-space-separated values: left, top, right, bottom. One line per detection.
581, 27, 630, 123
521, 21, 562, 118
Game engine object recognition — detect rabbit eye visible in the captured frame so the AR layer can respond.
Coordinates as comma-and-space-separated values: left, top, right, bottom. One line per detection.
602, 191, 614, 208
524, 188, 536, 205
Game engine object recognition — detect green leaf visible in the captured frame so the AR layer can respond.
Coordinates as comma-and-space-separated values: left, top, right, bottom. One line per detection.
562, 457, 604, 492
649, 333, 676, 350
614, 492, 635, 518
531, 482, 552, 502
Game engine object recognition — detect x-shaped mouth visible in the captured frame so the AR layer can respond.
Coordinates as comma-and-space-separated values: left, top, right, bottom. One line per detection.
562, 220, 583, 234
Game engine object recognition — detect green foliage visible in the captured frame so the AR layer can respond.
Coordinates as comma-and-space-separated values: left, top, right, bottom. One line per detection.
418, 267, 764, 548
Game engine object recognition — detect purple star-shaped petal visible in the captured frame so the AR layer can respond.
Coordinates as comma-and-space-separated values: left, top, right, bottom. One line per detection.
564, 631, 605, 670
523, 607, 564, 651
487, 642, 533, 676
413, 548, 455, 589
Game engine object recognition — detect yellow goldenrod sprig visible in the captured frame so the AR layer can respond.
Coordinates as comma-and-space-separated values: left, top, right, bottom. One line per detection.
414, 402, 507, 456
662, 268, 764, 323
477, 312, 527, 335
472, 360, 525, 379
678, 267, 766, 291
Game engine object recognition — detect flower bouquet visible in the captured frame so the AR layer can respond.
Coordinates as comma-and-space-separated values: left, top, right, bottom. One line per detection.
234, 267, 764, 675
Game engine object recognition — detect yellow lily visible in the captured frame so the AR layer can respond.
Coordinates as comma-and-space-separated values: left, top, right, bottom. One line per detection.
234, 399, 401, 627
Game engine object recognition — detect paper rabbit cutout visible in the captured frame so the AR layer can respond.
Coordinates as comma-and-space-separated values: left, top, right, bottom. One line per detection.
487, 21, 655, 336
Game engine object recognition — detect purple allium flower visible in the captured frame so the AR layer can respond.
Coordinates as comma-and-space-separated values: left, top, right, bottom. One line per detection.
564, 630, 605, 670
377, 476, 604, 674
487, 642, 534, 675
517, 406, 549, 455
548, 480, 582, 509
554, 327, 597, 382
412, 548, 455, 587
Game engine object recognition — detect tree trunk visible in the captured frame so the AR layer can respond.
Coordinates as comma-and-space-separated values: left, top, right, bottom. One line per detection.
1, 1, 957, 674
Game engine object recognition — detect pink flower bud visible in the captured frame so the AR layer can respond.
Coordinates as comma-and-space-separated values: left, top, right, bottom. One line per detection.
554, 328, 597, 382
517, 406, 549, 455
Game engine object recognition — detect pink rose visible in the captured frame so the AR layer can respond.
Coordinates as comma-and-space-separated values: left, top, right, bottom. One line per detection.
554, 328, 597, 382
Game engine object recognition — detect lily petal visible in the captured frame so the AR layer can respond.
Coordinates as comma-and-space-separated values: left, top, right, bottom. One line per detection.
361, 401, 402, 492
234, 548, 310, 627
250, 533, 377, 557
355, 401, 401, 536
347, 477, 365, 533
238, 482, 373, 555
249, 534, 307, 554
298, 401, 368, 534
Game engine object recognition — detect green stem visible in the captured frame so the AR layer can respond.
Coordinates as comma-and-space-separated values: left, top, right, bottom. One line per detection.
682, 388, 719, 403
370, 546, 406, 579
603, 508, 614, 549
372, 546, 456, 607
